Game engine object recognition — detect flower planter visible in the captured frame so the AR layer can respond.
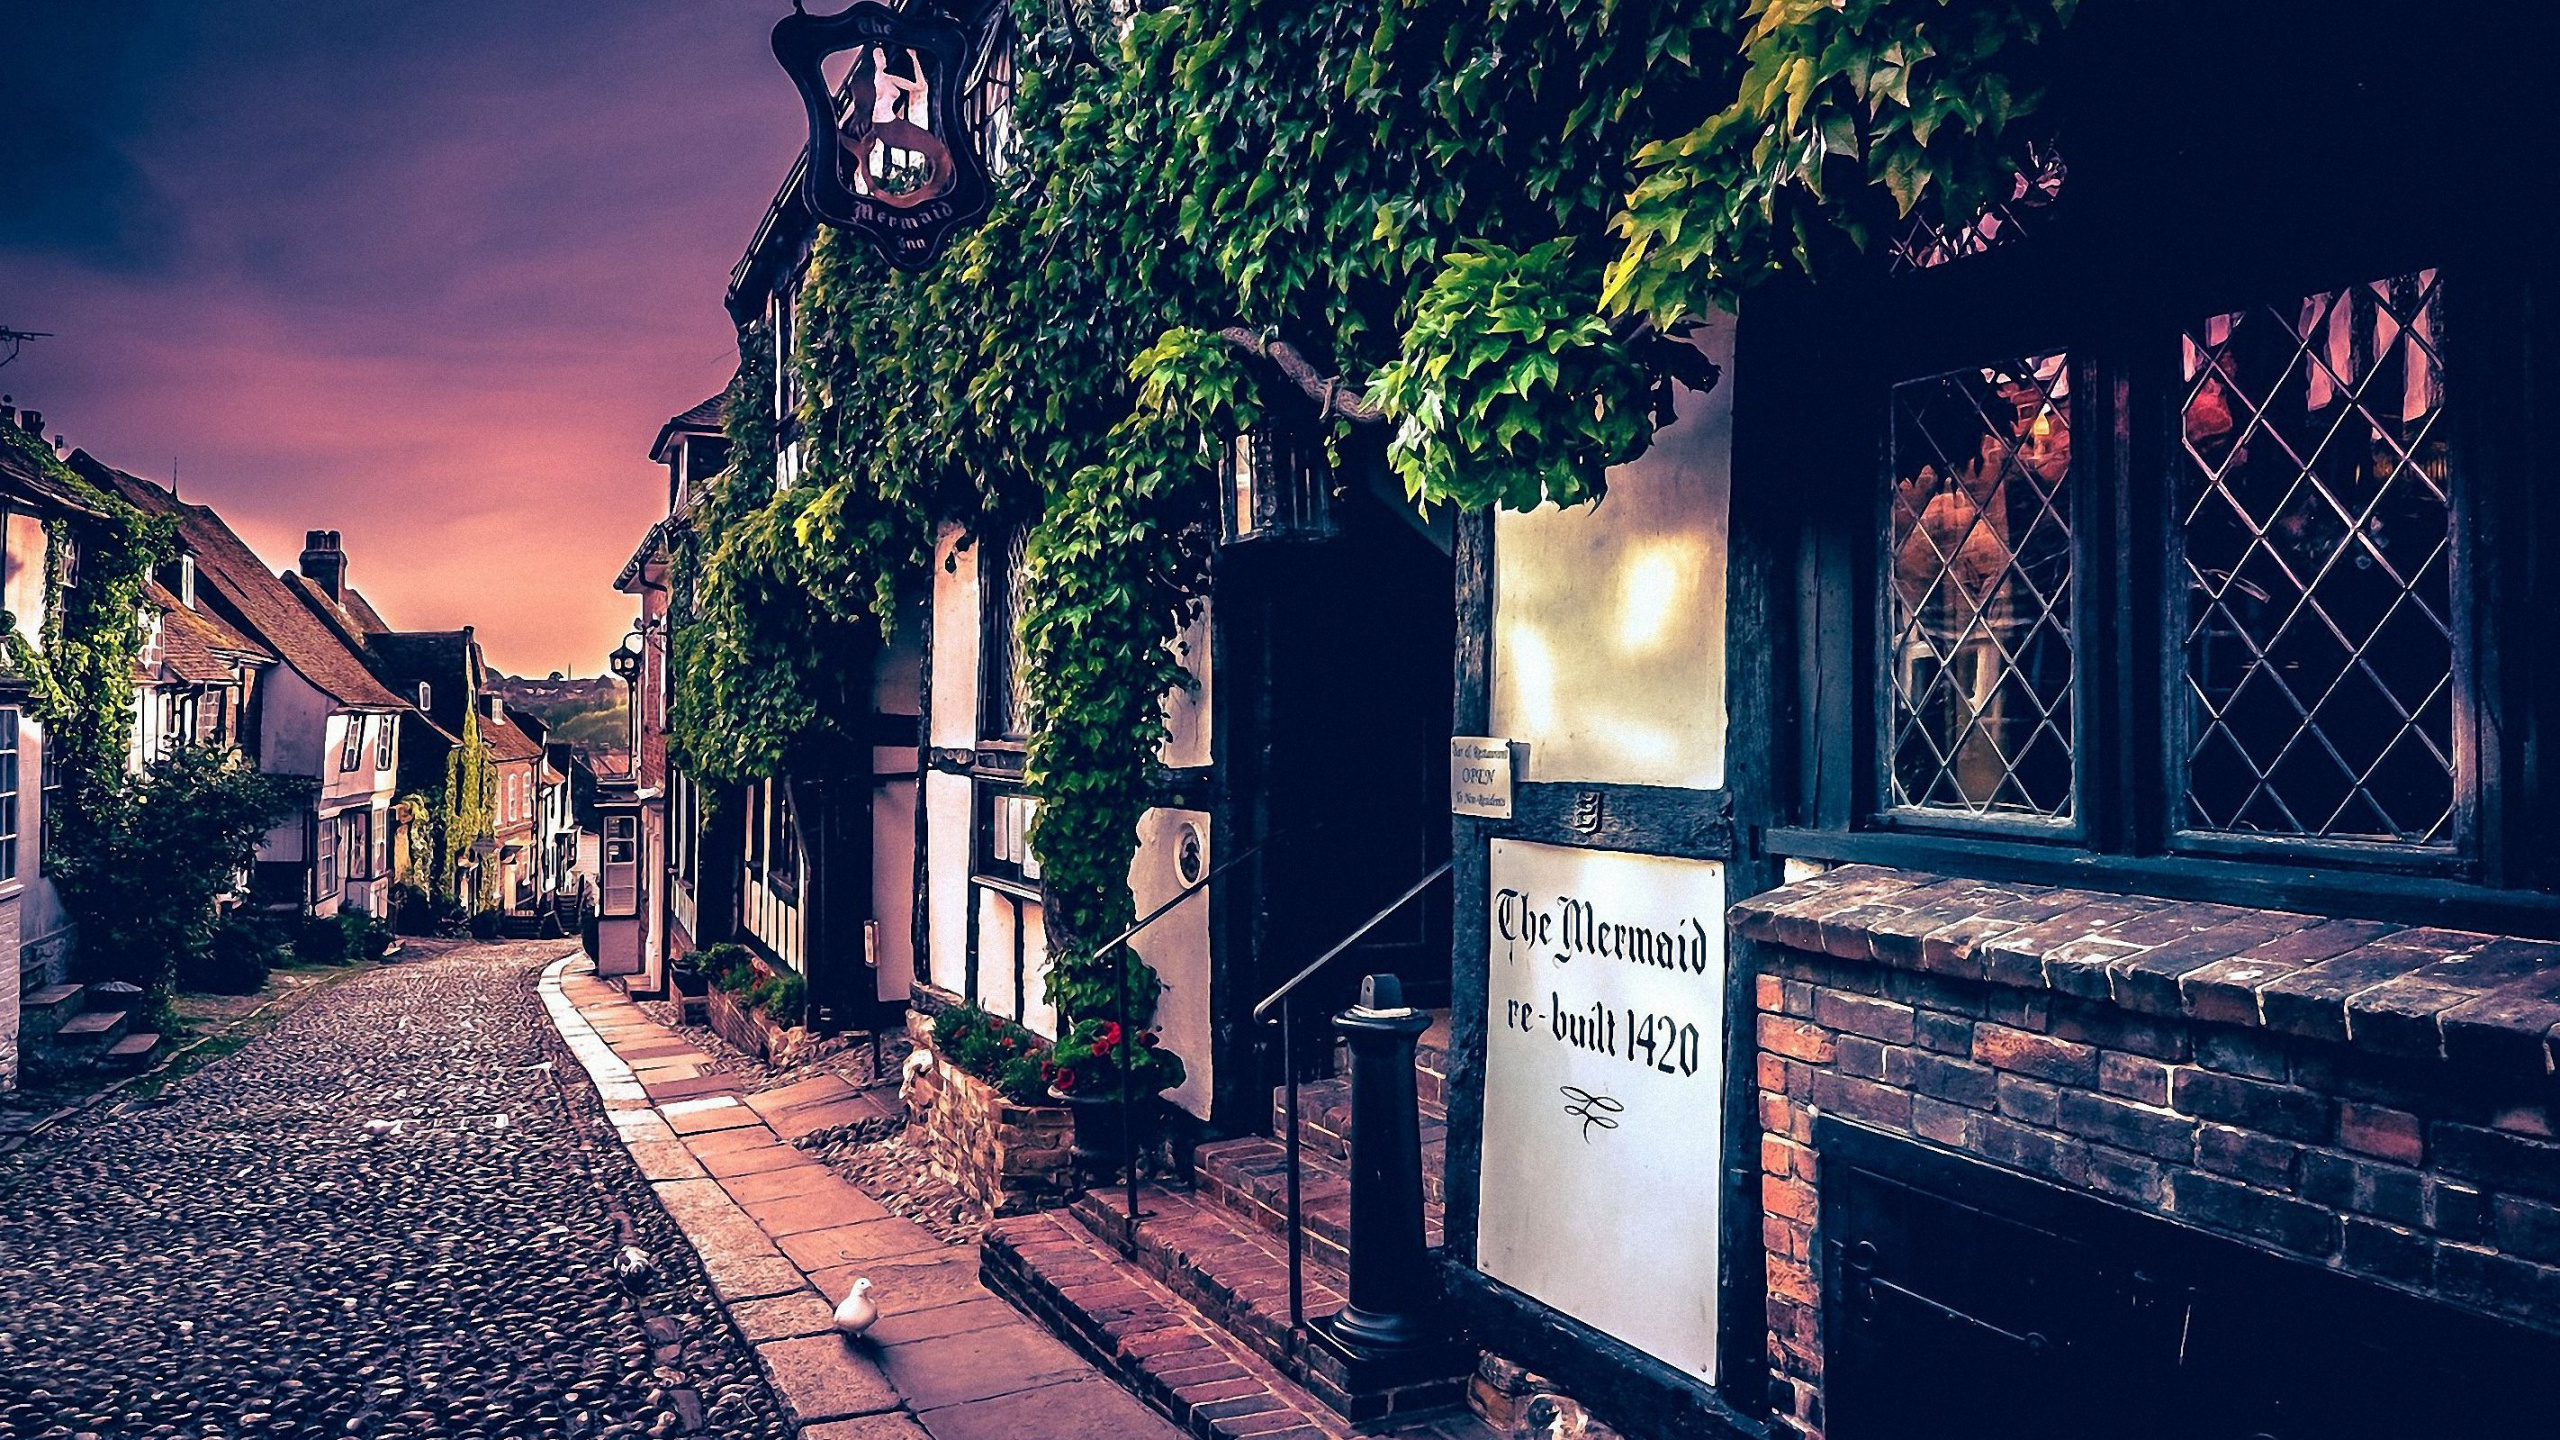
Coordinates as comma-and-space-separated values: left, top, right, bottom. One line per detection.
901, 1009, 1075, 1216
705, 984, 809, 1067
1053, 1087, 1158, 1186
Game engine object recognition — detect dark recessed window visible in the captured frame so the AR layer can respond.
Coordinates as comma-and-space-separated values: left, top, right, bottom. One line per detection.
980, 523, 1033, 744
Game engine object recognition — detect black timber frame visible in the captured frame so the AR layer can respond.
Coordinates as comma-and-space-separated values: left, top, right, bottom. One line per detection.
1437, 456, 1786, 1438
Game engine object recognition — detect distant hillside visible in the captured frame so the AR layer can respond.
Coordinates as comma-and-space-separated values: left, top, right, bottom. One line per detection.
495, 672, 627, 752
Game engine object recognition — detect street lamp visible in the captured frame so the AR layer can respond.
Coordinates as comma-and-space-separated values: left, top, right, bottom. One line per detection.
607, 632, 643, 684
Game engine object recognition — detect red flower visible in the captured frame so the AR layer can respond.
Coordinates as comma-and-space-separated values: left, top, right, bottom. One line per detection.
1096, 1021, 1124, 1052
1053, 1066, 1078, 1095
1138, 1030, 1159, 1048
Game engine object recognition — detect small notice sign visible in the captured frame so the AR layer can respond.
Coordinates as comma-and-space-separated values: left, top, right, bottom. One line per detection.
1450, 737, 1515, 818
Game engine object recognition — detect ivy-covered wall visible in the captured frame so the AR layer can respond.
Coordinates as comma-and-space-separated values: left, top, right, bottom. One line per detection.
666, 0, 2074, 1074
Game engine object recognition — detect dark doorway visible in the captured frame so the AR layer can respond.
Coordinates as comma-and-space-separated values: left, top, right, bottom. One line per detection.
1217, 473, 1455, 1120
1818, 1117, 2559, 1440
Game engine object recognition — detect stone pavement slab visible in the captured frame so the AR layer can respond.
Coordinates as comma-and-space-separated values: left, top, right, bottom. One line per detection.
917, 1376, 1179, 1440
539, 956, 1185, 1440
877, 1323, 1089, 1408
759, 1334, 902, 1422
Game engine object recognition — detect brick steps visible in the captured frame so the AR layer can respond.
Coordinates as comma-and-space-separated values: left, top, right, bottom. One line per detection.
1194, 1137, 1444, 1279
984, 1206, 1490, 1440
1265, 1079, 1450, 1212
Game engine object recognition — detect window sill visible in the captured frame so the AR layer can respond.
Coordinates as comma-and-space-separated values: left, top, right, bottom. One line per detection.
1763, 827, 2552, 937
1734, 860, 2560, 1081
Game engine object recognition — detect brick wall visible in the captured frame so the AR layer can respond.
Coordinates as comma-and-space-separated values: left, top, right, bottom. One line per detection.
1738, 867, 2560, 1440
902, 1009, 1075, 1216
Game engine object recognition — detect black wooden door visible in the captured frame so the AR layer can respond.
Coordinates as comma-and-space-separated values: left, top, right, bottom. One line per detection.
1820, 1118, 2559, 1440
1236, 481, 1454, 1085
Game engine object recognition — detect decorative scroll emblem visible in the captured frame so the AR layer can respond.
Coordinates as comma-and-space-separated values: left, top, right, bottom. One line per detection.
1560, 1085, 1625, 1142
772, 1, 1004, 271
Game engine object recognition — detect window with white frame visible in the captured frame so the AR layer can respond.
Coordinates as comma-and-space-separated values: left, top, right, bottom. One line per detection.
376, 713, 395, 771
339, 715, 364, 771
318, 811, 340, 894
0, 709, 19, 883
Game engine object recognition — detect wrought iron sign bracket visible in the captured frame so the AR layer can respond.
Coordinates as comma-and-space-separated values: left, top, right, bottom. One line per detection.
774, 0, 1008, 271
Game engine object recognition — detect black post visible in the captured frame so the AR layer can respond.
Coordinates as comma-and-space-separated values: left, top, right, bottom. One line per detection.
1324, 973, 1438, 1356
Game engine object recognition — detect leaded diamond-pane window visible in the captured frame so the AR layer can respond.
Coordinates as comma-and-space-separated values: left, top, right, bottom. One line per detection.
1886, 354, 2076, 820
1887, 144, 2067, 274
2177, 270, 2455, 844
980, 522, 1033, 743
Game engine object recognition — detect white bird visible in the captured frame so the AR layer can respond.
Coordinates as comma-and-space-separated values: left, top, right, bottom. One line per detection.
361, 1119, 403, 1143
834, 1278, 877, 1337
614, 1245, 658, 1293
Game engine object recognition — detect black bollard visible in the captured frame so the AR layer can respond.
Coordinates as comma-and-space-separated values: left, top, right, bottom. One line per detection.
1325, 973, 1440, 1355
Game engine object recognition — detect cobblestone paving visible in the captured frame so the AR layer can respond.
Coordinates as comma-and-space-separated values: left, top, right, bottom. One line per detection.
0, 942, 794, 1440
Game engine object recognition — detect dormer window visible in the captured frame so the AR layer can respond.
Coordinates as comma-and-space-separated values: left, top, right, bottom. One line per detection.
177, 555, 196, 608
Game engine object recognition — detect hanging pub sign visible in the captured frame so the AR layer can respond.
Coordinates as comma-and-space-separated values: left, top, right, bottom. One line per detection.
772, 0, 1005, 271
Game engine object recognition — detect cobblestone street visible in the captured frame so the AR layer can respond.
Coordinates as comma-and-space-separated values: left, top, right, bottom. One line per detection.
0, 942, 795, 1440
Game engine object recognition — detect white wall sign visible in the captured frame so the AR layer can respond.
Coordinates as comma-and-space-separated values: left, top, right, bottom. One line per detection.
1450, 737, 1516, 818
1477, 839, 1727, 1382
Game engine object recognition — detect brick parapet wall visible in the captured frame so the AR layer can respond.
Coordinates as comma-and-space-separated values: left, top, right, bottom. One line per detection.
1738, 866, 2560, 1440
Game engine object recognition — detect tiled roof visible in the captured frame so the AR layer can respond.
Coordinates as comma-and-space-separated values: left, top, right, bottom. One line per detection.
1, 432, 112, 519
143, 578, 274, 685
338, 586, 391, 635
80, 459, 412, 712
482, 705, 546, 763
650, 392, 728, 463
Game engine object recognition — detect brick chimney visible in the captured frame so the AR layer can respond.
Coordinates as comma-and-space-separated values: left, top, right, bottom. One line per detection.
300, 529, 346, 601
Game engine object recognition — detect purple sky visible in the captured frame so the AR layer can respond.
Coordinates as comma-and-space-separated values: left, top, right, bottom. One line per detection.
0, 3, 802, 677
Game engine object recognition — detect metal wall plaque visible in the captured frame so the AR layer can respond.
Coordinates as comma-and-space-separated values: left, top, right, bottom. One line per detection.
1451, 736, 1515, 819
772, 1, 1003, 271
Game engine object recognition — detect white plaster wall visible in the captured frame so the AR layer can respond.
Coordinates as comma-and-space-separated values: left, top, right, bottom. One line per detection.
1130, 806, 1214, 1120
1492, 312, 1736, 791
257, 670, 332, 864
870, 746, 917, 1002
5, 513, 48, 648
923, 769, 972, 994
976, 886, 1019, 1021
928, 525, 980, 750
1019, 896, 1053, 1040
1159, 603, 1212, 770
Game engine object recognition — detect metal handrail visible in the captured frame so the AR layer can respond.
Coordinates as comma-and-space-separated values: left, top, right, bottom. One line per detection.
1252, 859, 1451, 1331
1094, 824, 1314, 1242
1251, 861, 1451, 1023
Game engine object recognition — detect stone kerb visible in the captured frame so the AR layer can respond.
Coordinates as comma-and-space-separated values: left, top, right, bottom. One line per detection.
900, 1010, 1074, 1216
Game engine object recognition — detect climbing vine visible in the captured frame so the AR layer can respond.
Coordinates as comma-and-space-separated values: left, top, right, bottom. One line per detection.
666, 0, 2077, 1085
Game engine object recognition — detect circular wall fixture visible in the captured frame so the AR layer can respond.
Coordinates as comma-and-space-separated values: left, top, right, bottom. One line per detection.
1176, 822, 1207, 887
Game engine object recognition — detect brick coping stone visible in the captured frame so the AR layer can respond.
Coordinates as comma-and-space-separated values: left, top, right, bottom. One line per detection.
1733, 865, 2560, 1080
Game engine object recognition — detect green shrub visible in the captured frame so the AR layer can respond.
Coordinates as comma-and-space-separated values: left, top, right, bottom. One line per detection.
183, 912, 284, 994
700, 943, 756, 993
338, 910, 392, 962
293, 914, 350, 966
468, 909, 503, 941
759, 969, 807, 1029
